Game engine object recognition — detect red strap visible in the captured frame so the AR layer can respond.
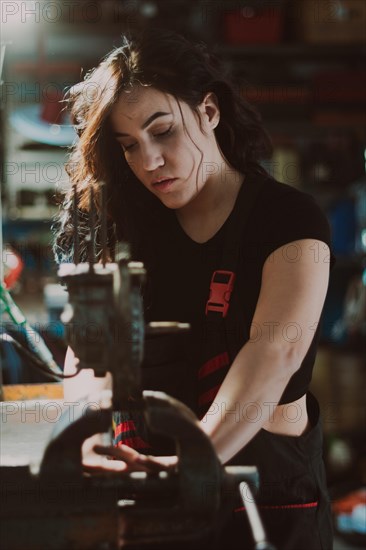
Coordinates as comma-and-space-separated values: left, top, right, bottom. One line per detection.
116, 437, 152, 450
198, 352, 230, 380
114, 420, 152, 449
198, 383, 222, 407
114, 420, 137, 437
235, 501, 318, 512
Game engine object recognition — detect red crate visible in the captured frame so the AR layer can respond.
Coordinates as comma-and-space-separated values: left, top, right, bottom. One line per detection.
223, 7, 284, 44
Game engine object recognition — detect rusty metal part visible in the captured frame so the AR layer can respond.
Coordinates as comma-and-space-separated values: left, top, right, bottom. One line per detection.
58, 257, 146, 411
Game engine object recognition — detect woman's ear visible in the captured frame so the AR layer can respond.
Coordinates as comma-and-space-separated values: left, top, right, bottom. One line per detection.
199, 92, 220, 130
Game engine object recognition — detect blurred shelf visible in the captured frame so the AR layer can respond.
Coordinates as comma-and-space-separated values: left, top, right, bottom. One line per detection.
218, 43, 366, 59
5, 207, 58, 221
2, 218, 53, 243
266, 120, 366, 134
330, 255, 366, 268
319, 340, 366, 355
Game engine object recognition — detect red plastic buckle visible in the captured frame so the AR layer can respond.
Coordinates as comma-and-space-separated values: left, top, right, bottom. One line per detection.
205, 270, 236, 318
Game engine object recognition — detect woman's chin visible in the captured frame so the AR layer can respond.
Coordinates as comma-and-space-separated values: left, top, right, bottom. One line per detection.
158, 195, 189, 210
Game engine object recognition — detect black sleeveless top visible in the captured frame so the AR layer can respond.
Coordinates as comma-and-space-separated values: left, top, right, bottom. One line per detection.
141, 172, 335, 415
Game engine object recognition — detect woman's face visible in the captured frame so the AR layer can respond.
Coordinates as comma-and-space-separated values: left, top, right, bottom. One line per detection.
109, 85, 221, 210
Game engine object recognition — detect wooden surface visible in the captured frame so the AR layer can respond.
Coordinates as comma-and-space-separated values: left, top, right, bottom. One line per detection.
2, 383, 64, 401
0, 384, 65, 466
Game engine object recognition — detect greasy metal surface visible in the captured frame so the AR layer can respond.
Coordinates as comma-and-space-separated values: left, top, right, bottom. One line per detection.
59, 255, 147, 411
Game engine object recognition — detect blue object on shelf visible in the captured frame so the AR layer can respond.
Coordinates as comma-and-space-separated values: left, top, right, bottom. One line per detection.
328, 198, 356, 256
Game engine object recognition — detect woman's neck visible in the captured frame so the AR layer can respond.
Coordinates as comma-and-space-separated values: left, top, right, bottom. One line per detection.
176, 165, 245, 244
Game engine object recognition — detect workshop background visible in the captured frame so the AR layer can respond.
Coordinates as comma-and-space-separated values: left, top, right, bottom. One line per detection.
1, 1, 365, 548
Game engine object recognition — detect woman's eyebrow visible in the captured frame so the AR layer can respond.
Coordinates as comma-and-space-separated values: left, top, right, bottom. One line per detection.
114, 112, 172, 137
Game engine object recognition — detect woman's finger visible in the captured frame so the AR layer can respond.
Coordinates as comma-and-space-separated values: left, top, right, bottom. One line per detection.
82, 454, 128, 473
93, 444, 176, 472
92, 444, 160, 472
93, 444, 141, 462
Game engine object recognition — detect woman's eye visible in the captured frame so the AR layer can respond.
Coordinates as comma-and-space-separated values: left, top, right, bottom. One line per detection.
123, 143, 136, 152
154, 126, 173, 138
121, 126, 173, 153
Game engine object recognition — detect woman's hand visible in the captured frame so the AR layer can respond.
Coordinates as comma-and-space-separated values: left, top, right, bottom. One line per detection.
94, 444, 178, 473
82, 434, 178, 474
73, 390, 178, 475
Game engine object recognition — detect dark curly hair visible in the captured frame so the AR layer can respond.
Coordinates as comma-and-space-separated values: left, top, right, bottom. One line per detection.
53, 27, 272, 266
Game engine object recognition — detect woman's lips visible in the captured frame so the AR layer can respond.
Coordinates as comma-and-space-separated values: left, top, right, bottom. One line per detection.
152, 178, 177, 192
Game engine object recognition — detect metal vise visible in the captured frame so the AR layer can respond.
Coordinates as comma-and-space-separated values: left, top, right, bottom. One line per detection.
1, 388, 262, 549
1, 179, 276, 549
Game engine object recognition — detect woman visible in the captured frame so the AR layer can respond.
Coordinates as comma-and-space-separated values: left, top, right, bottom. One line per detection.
54, 28, 334, 549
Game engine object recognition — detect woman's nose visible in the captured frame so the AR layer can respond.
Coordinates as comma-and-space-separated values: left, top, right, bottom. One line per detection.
141, 143, 164, 171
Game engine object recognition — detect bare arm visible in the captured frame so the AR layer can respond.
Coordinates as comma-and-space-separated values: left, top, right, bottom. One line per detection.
62, 346, 118, 467
200, 239, 330, 464
66, 238, 330, 472
63, 346, 112, 402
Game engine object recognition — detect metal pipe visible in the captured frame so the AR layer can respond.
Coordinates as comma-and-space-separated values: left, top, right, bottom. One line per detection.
72, 186, 79, 264
101, 181, 107, 267
239, 482, 276, 549
88, 185, 96, 271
